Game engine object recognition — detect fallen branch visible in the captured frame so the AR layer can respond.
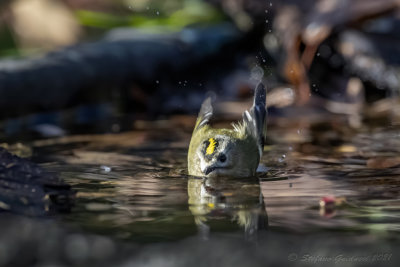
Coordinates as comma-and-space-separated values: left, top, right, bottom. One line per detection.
0, 24, 241, 117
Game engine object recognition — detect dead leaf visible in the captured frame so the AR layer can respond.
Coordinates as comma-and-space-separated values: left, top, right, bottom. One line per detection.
367, 157, 400, 169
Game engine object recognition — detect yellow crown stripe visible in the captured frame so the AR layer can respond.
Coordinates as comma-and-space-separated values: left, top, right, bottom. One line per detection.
206, 138, 216, 155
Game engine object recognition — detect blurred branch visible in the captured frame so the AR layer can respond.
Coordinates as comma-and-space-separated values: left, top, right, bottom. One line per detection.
0, 24, 241, 118
208, 0, 400, 103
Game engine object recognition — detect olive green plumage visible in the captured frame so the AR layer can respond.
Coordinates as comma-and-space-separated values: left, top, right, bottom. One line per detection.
188, 83, 267, 178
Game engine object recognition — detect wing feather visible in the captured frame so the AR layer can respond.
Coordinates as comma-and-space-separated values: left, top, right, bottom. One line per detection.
243, 83, 267, 156
194, 96, 214, 132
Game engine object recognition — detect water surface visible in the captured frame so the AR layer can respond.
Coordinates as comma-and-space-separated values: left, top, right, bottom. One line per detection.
25, 116, 400, 266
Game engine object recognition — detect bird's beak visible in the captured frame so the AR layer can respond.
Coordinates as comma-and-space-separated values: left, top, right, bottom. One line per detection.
204, 166, 217, 175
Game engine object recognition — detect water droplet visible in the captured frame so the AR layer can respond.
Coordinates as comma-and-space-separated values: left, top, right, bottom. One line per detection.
100, 165, 111, 172
270, 3, 273, 6
156, 80, 159, 84
268, 29, 272, 33
266, 20, 269, 23
251, 65, 264, 82
316, 53, 320, 56
178, 81, 182, 85
156, 11, 159, 15
297, 129, 301, 134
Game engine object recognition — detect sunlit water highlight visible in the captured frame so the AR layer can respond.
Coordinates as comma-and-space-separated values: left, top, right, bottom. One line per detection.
31, 122, 399, 244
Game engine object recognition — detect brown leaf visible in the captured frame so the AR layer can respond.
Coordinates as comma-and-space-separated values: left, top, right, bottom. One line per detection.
366, 157, 400, 169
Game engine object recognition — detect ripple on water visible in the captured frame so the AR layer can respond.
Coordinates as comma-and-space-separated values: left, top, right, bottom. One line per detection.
31, 125, 400, 243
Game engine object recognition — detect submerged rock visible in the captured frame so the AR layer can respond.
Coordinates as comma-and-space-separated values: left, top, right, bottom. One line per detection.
0, 147, 74, 216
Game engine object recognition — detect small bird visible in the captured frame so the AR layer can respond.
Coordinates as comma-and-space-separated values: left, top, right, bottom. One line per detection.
188, 83, 267, 177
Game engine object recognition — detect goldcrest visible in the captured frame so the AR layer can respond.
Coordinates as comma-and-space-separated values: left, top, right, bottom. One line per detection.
188, 83, 267, 177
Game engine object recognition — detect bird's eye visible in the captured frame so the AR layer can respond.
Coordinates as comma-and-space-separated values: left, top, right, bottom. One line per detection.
218, 154, 227, 163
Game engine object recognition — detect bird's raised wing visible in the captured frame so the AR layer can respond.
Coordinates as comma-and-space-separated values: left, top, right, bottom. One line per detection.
243, 83, 267, 155
193, 96, 214, 132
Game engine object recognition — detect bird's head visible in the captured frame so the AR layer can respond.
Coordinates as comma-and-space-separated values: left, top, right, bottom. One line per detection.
196, 135, 254, 177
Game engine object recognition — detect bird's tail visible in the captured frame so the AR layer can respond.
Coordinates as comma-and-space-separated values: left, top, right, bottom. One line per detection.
243, 83, 267, 156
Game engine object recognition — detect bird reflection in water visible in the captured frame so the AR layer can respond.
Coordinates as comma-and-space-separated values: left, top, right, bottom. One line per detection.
187, 176, 268, 240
